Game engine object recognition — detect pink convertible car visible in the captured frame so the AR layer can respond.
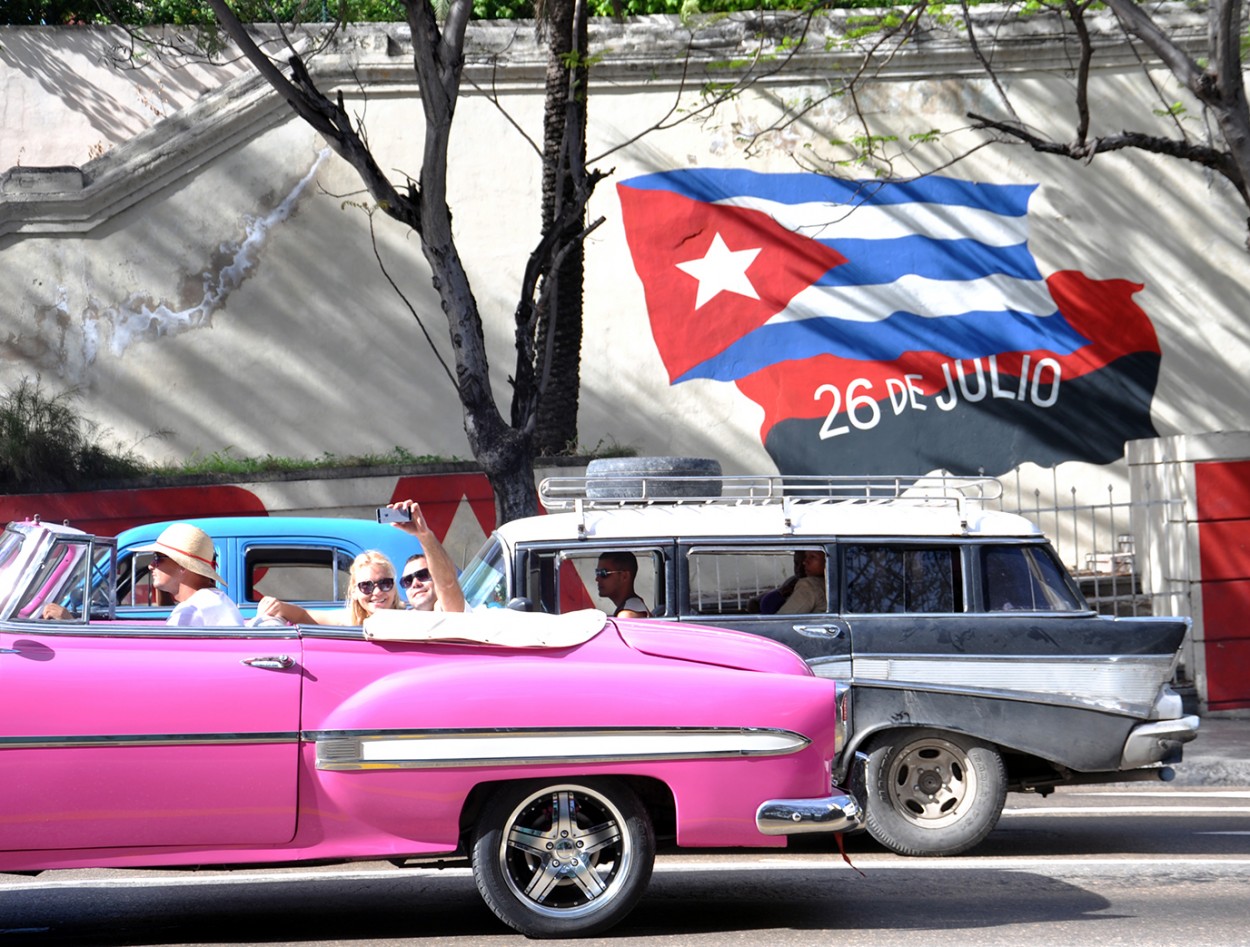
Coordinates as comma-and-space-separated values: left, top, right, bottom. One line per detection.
0, 520, 862, 938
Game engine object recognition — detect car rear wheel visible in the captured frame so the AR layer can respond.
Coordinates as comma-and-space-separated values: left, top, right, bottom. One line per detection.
863, 728, 1006, 857
470, 778, 655, 938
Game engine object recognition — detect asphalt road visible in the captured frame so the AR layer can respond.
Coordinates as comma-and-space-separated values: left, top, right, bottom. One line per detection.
2, 786, 1248, 947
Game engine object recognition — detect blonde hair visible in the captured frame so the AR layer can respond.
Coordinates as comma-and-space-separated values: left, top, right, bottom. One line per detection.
346, 550, 403, 625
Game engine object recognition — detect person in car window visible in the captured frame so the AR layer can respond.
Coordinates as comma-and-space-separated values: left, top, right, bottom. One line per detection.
133, 523, 245, 627
777, 550, 828, 615
595, 551, 650, 618
258, 550, 404, 625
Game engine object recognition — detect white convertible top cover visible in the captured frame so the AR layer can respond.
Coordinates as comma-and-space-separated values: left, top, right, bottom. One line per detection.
363, 607, 609, 648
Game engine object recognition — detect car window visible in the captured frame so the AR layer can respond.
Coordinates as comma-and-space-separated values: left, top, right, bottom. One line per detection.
519, 549, 663, 617
461, 535, 510, 610
244, 545, 352, 603
522, 551, 598, 614
13, 537, 91, 619
981, 545, 1084, 611
118, 551, 173, 607
842, 545, 960, 613
687, 550, 804, 616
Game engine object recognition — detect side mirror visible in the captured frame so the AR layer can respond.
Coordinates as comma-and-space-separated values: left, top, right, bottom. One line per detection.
505, 596, 533, 613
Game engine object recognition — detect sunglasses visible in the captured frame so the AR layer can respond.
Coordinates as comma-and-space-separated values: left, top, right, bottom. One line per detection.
356, 577, 395, 595
399, 568, 432, 589
594, 569, 625, 579
149, 552, 173, 569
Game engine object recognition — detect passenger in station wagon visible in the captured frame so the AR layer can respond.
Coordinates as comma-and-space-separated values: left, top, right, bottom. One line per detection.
595, 551, 650, 618
258, 549, 405, 625
777, 550, 828, 615
135, 523, 245, 627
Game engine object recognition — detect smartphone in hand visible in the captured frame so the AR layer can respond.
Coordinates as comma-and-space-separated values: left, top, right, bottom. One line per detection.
376, 506, 412, 524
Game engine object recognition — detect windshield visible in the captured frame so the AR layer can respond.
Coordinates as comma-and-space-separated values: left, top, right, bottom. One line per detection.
12, 535, 91, 619
0, 526, 37, 611
0, 524, 117, 622
459, 535, 509, 610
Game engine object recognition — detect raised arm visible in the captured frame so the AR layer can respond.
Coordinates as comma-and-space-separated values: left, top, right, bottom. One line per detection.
386, 500, 467, 612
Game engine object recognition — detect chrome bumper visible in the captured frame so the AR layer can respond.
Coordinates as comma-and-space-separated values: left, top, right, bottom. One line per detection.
756, 786, 864, 836
1120, 714, 1200, 769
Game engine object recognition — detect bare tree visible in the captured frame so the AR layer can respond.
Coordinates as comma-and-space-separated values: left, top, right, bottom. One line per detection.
735, 1, 1249, 244
202, 0, 606, 523
964, 0, 1250, 244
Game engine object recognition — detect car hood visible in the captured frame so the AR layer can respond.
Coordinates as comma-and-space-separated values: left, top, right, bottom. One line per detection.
614, 618, 812, 676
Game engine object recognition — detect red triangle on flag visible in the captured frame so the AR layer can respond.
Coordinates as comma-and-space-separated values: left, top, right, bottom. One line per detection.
619, 183, 848, 383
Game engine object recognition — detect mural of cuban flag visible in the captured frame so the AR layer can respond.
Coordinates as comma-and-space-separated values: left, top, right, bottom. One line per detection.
617, 169, 1161, 477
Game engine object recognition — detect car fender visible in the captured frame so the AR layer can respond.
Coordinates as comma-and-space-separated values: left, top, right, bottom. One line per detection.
307, 651, 842, 842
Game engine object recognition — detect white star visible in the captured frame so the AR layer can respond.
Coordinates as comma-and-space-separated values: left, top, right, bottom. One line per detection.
675, 232, 762, 309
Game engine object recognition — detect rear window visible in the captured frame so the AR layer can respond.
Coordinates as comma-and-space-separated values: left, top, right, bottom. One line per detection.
244, 545, 353, 603
842, 545, 961, 613
980, 544, 1085, 611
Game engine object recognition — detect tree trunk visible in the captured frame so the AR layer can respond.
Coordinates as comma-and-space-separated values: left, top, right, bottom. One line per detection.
533, 0, 587, 456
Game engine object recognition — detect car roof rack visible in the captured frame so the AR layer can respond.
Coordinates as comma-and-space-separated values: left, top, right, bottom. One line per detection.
538, 473, 1002, 513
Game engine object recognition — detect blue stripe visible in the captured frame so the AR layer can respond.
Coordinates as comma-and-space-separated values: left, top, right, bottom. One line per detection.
674, 311, 1090, 383
622, 170, 1036, 216
814, 237, 1043, 286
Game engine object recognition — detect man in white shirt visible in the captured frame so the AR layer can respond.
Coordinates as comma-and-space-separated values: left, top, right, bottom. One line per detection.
135, 523, 244, 627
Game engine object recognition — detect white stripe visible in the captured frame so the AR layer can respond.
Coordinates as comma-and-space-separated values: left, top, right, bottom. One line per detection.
1069, 791, 1250, 799
767, 273, 1056, 325
359, 730, 805, 763
715, 196, 1030, 246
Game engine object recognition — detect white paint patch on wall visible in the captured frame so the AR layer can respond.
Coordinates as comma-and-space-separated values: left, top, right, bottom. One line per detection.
98, 148, 331, 360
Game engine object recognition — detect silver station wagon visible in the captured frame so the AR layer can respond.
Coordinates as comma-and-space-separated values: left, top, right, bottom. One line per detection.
458, 466, 1198, 856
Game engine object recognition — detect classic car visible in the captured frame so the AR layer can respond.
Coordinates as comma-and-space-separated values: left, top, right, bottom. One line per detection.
0, 519, 862, 938
457, 466, 1200, 857
112, 516, 425, 620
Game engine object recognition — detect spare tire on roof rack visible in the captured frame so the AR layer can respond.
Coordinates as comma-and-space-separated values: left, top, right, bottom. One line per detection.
585, 457, 723, 500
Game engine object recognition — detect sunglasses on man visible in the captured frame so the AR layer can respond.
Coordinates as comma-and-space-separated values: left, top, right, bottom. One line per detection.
399, 568, 432, 589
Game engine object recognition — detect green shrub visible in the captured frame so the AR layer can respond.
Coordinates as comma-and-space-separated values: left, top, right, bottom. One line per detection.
0, 378, 151, 492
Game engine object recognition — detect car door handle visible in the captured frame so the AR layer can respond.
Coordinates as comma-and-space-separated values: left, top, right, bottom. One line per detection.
793, 624, 846, 639
242, 655, 295, 670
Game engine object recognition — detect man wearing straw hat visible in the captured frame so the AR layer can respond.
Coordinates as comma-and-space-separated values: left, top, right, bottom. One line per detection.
134, 523, 244, 626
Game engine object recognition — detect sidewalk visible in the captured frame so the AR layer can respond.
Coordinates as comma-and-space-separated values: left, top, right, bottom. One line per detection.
1169, 715, 1250, 787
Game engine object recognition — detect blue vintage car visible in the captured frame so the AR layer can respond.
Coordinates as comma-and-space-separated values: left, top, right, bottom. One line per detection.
113, 516, 425, 620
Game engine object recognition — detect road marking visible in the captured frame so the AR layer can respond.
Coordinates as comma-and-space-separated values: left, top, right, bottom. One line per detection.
3, 856, 1250, 892
1067, 790, 1250, 799
1003, 805, 1250, 815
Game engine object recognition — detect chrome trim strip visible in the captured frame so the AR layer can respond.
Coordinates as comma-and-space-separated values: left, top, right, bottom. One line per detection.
0, 732, 300, 751
314, 727, 811, 771
0, 622, 300, 640
298, 625, 368, 640
848, 653, 1177, 717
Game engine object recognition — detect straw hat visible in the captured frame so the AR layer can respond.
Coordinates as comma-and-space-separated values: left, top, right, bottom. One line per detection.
133, 523, 226, 586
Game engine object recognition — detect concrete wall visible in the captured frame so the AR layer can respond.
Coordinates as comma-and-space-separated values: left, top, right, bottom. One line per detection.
1, 10, 1246, 518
